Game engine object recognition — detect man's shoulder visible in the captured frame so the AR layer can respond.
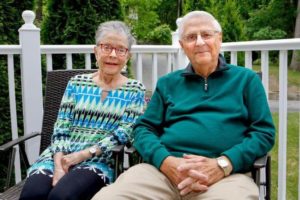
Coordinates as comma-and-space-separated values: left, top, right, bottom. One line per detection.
158, 69, 184, 82
226, 64, 258, 78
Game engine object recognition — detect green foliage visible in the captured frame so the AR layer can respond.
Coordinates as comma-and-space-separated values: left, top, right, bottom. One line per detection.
145, 24, 172, 45
156, 0, 178, 30
181, 0, 246, 42
246, 0, 296, 40
253, 26, 287, 40
205, 0, 246, 42
120, 0, 161, 43
41, 0, 123, 69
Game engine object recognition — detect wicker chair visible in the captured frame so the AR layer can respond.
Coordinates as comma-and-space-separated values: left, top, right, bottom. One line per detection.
0, 69, 124, 200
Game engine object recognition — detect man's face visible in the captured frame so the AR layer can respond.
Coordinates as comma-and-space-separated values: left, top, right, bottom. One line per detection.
179, 17, 222, 68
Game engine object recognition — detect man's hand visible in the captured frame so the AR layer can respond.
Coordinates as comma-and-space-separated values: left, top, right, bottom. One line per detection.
177, 154, 227, 196
160, 156, 187, 186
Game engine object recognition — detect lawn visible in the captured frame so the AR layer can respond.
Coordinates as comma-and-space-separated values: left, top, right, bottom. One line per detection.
270, 112, 299, 200
253, 63, 299, 199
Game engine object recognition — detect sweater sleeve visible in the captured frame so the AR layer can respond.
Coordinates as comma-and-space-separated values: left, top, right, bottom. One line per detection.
51, 78, 75, 154
96, 84, 146, 158
222, 73, 275, 173
133, 79, 171, 169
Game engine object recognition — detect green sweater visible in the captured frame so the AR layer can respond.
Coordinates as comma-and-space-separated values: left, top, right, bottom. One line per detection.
133, 55, 275, 173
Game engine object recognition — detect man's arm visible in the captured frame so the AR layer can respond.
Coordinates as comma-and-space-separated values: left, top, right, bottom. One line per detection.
223, 73, 275, 173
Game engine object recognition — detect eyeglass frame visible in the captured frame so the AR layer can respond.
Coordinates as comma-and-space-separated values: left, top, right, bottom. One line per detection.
181, 30, 220, 43
97, 43, 129, 57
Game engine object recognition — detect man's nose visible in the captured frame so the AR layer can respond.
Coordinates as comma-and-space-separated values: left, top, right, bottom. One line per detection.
195, 34, 205, 45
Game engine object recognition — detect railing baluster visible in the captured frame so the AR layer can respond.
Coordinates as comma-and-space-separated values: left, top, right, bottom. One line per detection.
261, 51, 269, 100
230, 51, 237, 65
245, 51, 252, 69
85, 53, 91, 69
167, 53, 172, 73
7, 54, 21, 183
66, 53, 72, 69
278, 50, 288, 200
46, 54, 52, 71
152, 53, 158, 92
136, 53, 143, 82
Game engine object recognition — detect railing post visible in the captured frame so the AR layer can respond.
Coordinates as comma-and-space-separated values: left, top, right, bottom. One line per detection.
19, 10, 43, 164
172, 17, 188, 69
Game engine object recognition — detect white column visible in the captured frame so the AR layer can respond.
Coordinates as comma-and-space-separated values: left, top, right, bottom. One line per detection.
19, 10, 43, 164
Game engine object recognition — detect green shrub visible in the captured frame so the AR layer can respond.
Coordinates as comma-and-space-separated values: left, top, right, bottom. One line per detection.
145, 24, 172, 45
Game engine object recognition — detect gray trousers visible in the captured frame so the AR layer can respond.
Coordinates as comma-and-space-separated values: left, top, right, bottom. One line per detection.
92, 163, 259, 200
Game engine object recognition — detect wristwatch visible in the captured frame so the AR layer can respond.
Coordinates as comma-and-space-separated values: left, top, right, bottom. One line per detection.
89, 145, 98, 157
216, 157, 231, 176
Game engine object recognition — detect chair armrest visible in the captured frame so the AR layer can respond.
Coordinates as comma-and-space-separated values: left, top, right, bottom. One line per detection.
125, 146, 137, 154
111, 145, 125, 153
253, 154, 269, 169
0, 132, 41, 152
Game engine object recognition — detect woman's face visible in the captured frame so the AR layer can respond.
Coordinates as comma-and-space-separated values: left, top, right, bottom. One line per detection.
94, 32, 130, 76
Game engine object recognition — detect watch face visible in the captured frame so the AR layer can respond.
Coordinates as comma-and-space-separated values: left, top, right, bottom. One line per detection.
89, 146, 97, 154
219, 159, 228, 167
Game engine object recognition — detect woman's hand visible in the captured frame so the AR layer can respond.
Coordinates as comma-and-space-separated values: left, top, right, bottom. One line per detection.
52, 167, 66, 186
61, 151, 87, 172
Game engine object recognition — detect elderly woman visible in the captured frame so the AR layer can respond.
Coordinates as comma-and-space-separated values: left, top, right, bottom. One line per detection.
20, 21, 145, 200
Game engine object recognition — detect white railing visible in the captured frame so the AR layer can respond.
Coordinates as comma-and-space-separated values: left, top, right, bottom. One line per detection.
0, 10, 299, 200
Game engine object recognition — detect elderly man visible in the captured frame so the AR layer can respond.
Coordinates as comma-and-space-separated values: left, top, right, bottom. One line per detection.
92, 10, 275, 200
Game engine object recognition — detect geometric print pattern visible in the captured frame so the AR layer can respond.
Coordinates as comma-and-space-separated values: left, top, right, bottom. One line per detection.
28, 73, 145, 183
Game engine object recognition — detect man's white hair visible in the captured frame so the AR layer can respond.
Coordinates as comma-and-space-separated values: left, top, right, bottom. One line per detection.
178, 11, 222, 39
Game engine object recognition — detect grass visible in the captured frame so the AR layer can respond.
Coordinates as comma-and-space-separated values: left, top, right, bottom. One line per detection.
270, 112, 299, 200
265, 64, 300, 86
252, 64, 299, 199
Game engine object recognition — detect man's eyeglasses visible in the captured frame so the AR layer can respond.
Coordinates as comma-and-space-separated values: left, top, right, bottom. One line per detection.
182, 30, 219, 43
98, 44, 128, 57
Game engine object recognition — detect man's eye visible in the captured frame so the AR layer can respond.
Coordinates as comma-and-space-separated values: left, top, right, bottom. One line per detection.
104, 45, 111, 50
187, 34, 197, 40
202, 33, 211, 38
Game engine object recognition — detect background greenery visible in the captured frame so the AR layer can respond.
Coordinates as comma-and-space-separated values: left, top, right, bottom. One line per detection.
0, 1, 299, 198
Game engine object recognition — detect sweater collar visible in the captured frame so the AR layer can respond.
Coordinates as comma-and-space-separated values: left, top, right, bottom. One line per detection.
181, 54, 229, 78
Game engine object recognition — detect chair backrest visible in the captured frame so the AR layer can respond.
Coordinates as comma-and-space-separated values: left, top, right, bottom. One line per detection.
39, 69, 96, 153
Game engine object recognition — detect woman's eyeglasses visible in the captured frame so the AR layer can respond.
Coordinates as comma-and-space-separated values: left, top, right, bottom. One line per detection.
98, 44, 128, 57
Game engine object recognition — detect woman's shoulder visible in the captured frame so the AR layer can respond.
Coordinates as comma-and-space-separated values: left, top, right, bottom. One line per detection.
69, 73, 94, 84
125, 79, 146, 92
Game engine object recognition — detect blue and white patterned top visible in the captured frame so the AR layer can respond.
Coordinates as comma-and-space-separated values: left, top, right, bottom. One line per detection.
28, 73, 145, 183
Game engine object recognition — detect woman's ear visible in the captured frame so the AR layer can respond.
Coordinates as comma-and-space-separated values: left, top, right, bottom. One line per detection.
126, 52, 132, 61
94, 46, 99, 60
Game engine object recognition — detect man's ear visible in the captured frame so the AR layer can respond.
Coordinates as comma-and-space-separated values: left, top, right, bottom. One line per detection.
94, 46, 99, 59
179, 40, 184, 48
218, 32, 223, 42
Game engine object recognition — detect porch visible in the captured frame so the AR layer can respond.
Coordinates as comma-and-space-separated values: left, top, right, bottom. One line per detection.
0, 10, 299, 200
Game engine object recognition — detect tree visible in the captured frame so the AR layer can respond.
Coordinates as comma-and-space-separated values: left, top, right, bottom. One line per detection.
246, 0, 295, 40
120, 0, 161, 43
290, 0, 300, 71
156, 0, 178, 30
41, 0, 122, 69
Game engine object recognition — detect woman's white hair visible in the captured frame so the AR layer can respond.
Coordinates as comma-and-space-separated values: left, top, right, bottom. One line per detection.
178, 11, 222, 39
95, 21, 136, 51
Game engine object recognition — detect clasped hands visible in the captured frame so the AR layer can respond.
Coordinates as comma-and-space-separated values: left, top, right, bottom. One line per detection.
160, 154, 225, 196
52, 151, 86, 186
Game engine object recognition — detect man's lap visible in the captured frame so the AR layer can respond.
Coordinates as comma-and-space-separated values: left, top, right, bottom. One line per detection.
92, 163, 258, 200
